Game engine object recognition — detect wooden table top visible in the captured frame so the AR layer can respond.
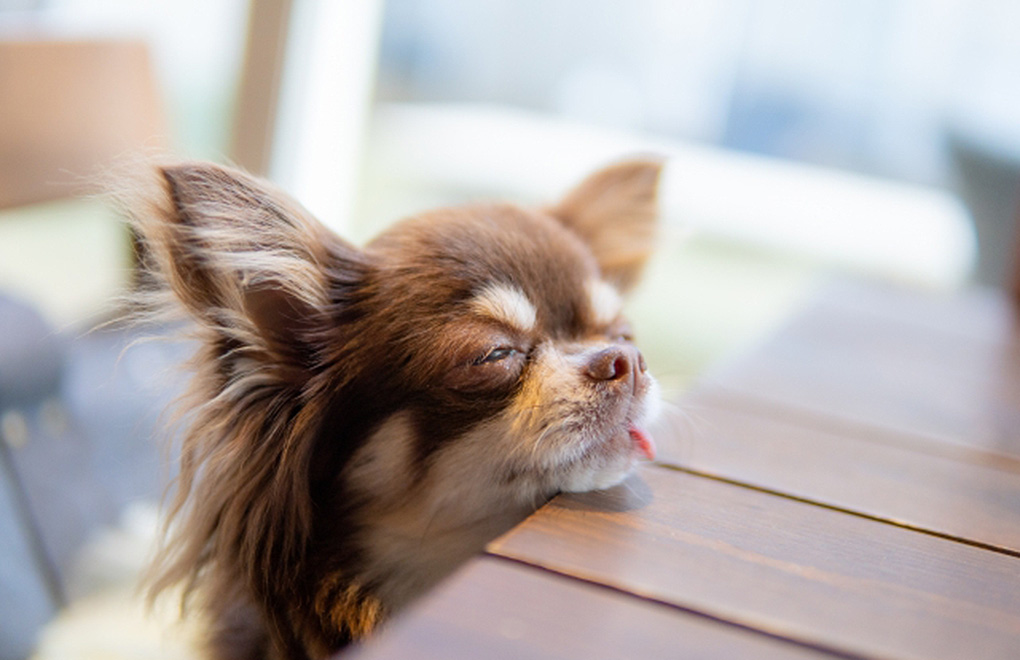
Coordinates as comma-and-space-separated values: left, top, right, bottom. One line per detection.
350, 280, 1020, 660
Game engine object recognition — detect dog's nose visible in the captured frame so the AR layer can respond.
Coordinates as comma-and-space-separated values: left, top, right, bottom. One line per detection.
586, 346, 644, 382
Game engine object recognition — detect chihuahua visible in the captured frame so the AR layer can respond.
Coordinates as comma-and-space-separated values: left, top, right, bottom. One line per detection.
128, 158, 662, 659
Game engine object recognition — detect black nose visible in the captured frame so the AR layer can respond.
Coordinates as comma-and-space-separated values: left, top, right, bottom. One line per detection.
585, 346, 645, 382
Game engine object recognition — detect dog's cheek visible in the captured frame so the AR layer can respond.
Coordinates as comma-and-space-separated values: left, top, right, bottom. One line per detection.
510, 353, 577, 433
343, 412, 419, 505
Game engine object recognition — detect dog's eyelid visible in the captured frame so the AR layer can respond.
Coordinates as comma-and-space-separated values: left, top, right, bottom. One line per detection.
474, 346, 515, 365
472, 338, 533, 366
445, 340, 529, 391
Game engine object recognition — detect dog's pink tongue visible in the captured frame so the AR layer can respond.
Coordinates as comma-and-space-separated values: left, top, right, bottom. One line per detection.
629, 425, 656, 461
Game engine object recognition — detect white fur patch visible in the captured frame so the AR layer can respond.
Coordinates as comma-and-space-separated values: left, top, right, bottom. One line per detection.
345, 412, 417, 500
470, 283, 537, 332
587, 280, 622, 326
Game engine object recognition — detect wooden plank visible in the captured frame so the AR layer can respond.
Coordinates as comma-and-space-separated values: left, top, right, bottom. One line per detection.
656, 391, 1020, 553
704, 282, 1020, 460
491, 466, 1020, 660
348, 557, 832, 660
810, 280, 1014, 342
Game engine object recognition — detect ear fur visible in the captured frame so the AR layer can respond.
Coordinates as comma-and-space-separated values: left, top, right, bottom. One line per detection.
133, 161, 363, 379
549, 158, 664, 292
125, 162, 372, 655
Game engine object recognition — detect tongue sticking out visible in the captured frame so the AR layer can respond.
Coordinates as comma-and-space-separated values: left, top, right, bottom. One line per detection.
628, 425, 656, 461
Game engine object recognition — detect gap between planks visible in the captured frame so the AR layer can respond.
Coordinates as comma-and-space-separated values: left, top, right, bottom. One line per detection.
692, 385, 1020, 475
650, 460, 1020, 560
483, 552, 886, 660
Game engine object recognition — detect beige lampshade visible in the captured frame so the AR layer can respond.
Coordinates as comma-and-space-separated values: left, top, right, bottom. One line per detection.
0, 38, 168, 209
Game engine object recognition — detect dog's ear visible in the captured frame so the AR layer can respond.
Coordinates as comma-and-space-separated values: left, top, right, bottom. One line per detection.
549, 159, 663, 293
135, 161, 368, 381
137, 163, 372, 646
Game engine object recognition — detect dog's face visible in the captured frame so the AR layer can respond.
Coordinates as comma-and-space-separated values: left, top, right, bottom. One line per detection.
345, 203, 658, 506
136, 158, 662, 654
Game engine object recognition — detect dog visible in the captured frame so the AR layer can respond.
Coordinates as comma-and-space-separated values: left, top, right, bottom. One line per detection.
127, 157, 662, 659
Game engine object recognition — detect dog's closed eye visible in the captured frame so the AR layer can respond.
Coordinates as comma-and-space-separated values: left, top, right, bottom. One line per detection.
446, 342, 527, 392
474, 346, 518, 365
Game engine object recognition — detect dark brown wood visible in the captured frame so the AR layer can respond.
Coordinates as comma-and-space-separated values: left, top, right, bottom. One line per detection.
490, 466, 1020, 660
348, 557, 831, 660
704, 281, 1020, 460
351, 283, 1020, 659
342, 282, 1020, 659
656, 390, 1020, 553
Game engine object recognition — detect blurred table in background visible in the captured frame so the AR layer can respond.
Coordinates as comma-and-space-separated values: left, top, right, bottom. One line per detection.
350, 279, 1020, 660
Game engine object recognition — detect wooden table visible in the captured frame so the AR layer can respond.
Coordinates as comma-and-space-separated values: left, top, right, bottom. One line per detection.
350, 280, 1020, 660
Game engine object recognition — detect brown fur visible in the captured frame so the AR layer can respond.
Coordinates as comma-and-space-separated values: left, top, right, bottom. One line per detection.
122, 158, 662, 659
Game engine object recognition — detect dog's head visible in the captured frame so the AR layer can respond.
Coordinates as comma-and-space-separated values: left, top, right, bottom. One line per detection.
135, 158, 661, 652
348, 183, 660, 501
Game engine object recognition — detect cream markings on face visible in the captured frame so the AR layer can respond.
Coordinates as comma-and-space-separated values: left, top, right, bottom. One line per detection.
470, 283, 537, 333
345, 412, 417, 503
586, 279, 623, 327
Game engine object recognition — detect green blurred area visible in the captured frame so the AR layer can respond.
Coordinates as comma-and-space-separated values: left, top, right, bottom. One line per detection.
625, 236, 817, 394
0, 199, 132, 329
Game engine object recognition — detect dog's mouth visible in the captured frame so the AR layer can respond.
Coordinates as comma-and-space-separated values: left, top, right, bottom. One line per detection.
546, 402, 658, 494
628, 424, 656, 461
585, 395, 657, 465
614, 382, 657, 462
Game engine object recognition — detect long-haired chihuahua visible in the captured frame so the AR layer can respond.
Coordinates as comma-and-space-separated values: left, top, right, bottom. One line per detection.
126, 158, 662, 659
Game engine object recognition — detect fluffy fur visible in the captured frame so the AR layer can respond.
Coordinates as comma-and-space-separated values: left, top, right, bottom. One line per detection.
125, 158, 663, 659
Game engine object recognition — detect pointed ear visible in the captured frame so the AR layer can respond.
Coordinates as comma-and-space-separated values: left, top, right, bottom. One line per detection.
133, 161, 368, 380
548, 159, 663, 292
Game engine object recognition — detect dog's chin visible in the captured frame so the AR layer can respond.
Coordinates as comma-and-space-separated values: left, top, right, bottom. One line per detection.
555, 382, 661, 493
557, 451, 639, 492
555, 426, 646, 493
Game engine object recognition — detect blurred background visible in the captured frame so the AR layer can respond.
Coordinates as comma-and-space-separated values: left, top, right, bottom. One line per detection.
1, 0, 1018, 657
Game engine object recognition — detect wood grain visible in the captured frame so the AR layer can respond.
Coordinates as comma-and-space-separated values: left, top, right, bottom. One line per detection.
704, 282, 1020, 460
655, 390, 1020, 553
347, 556, 832, 660
491, 466, 1020, 660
